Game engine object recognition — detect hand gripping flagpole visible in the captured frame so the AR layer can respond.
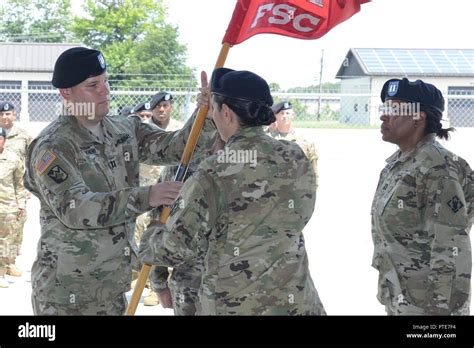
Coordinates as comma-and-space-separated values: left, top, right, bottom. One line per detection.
126, 42, 232, 315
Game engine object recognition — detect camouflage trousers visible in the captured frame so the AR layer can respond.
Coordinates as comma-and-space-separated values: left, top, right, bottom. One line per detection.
135, 212, 200, 315
134, 212, 152, 288
168, 267, 202, 316
7, 213, 26, 260
0, 213, 23, 267
169, 283, 198, 316
385, 300, 470, 316
32, 293, 127, 315
134, 212, 151, 246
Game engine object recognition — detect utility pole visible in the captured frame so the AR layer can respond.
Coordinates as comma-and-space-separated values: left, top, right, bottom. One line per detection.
317, 49, 324, 121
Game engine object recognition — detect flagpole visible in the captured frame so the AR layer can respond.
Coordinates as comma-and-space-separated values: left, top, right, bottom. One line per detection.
126, 42, 232, 315
317, 49, 324, 121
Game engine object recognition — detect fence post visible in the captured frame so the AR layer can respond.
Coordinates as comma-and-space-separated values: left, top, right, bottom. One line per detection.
20, 79, 29, 122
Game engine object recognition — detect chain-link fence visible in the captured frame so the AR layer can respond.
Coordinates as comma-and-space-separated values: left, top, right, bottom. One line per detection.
1, 83, 472, 128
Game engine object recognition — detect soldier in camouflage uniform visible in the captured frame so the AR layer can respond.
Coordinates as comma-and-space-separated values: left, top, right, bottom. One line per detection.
130, 101, 153, 124
268, 101, 318, 189
140, 68, 326, 315
0, 128, 28, 288
0, 102, 32, 277
0, 128, 5, 150
372, 78, 473, 315
23, 47, 216, 315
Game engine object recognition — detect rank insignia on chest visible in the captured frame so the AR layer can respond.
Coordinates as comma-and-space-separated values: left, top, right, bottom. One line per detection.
47, 165, 69, 184
115, 134, 131, 146
36, 150, 57, 174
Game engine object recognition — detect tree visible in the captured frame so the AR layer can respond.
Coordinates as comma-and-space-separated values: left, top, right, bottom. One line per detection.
287, 81, 341, 93
269, 82, 281, 92
126, 26, 194, 88
0, 0, 73, 42
72, 0, 195, 87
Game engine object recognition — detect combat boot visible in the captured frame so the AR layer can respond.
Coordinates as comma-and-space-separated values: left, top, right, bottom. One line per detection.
7, 264, 22, 277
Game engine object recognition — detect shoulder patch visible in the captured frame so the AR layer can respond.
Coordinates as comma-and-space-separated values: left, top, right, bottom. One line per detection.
47, 165, 69, 184
36, 150, 57, 174
447, 195, 464, 213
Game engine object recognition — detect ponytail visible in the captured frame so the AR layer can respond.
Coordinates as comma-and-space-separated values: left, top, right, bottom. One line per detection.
423, 106, 454, 141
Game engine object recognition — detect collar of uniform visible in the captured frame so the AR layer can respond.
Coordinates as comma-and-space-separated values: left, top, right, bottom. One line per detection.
276, 129, 295, 138
150, 116, 163, 129
168, 118, 184, 131
385, 133, 437, 165
4, 126, 13, 137
226, 126, 265, 147
61, 115, 105, 144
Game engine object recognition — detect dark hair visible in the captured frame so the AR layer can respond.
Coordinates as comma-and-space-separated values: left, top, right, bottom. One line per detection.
422, 106, 454, 141
213, 94, 275, 127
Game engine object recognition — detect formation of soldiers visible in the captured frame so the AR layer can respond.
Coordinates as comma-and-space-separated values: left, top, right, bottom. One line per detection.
1, 47, 472, 316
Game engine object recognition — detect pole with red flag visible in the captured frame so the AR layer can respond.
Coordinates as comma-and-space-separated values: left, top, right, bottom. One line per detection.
126, 0, 369, 315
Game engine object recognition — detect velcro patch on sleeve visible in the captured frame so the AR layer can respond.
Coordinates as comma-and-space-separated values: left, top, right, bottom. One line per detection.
36, 150, 57, 174
47, 165, 69, 184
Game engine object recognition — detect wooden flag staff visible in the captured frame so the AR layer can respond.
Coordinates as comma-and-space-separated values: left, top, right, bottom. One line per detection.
126, 42, 232, 315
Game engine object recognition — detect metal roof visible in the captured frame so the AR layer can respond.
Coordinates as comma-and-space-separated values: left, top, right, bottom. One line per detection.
0, 43, 82, 72
337, 48, 474, 77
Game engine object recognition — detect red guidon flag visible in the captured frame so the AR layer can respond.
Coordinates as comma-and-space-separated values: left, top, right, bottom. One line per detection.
223, 0, 370, 45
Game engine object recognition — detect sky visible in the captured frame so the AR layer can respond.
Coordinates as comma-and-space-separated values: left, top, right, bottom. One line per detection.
163, 0, 474, 89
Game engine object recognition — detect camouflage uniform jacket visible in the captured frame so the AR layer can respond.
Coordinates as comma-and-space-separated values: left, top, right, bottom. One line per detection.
5, 124, 32, 160
371, 134, 473, 315
23, 113, 215, 307
140, 126, 326, 315
269, 129, 318, 188
0, 149, 27, 213
140, 117, 184, 186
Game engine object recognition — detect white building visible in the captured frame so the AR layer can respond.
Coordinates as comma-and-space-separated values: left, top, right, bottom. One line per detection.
336, 48, 474, 127
0, 42, 80, 121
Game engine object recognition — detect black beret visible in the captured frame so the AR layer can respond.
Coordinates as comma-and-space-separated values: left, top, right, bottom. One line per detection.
132, 101, 152, 114
272, 101, 292, 114
150, 92, 173, 109
0, 101, 15, 112
211, 68, 273, 106
381, 78, 444, 113
52, 47, 107, 88
119, 106, 135, 117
